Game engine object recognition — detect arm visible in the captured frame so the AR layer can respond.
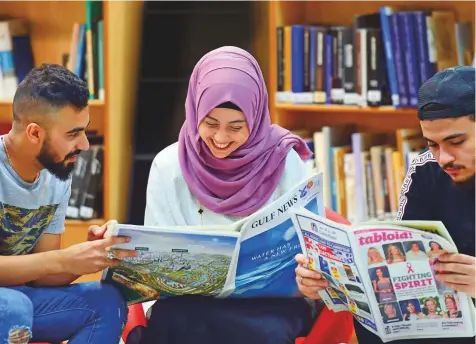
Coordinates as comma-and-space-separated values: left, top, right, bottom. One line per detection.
28, 179, 78, 286
0, 248, 65, 287
28, 234, 79, 287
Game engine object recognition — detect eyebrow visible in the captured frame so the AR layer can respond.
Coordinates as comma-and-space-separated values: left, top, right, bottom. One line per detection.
67, 120, 90, 134
207, 115, 246, 124
424, 133, 466, 143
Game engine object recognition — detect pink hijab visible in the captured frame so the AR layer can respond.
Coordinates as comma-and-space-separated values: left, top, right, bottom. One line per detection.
178, 46, 312, 217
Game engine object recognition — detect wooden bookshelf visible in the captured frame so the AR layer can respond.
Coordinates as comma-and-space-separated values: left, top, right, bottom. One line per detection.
0, 1, 143, 256
264, 1, 475, 130
260, 3, 475, 343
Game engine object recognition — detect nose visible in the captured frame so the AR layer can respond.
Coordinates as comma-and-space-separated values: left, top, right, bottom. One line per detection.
438, 147, 455, 167
214, 130, 230, 143
77, 132, 90, 152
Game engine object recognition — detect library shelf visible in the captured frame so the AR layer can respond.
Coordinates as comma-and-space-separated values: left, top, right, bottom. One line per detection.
275, 104, 418, 116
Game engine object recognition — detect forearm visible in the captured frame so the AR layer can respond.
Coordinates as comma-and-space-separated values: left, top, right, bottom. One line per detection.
0, 251, 65, 287
28, 272, 80, 287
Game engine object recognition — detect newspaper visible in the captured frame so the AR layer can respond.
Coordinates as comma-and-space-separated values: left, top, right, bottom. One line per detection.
101, 172, 325, 304
292, 208, 476, 342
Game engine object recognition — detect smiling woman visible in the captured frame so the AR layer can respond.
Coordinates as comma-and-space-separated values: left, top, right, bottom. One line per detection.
141, 46, 314, 344
198, 102, 250, 158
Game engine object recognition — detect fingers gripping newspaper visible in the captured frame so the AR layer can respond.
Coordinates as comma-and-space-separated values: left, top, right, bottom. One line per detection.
291, 208, 476, 342
101, 172, 325, 304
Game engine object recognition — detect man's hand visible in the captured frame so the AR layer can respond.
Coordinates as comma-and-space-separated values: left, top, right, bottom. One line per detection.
58, 235, 138, 276
434, 253, 476, 298
87, 220, 118, 241
295, 253, 329, 299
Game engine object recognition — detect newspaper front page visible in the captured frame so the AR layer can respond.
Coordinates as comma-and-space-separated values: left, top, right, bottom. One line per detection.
292, 209, 476, 342
102, 173, 324, 304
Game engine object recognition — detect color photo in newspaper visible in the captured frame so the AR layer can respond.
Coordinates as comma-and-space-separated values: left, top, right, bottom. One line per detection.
354, 222, 475, 342
292, 210, 380, 334
292, 209, 476, 342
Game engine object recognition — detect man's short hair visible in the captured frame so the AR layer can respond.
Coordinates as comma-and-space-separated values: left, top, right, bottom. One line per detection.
12, 63, 89, 123
418, 66, 475, 120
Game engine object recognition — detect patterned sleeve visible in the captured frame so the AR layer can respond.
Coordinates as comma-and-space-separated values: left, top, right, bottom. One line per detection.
44, 177, 72, 234
396, 150, 434, 221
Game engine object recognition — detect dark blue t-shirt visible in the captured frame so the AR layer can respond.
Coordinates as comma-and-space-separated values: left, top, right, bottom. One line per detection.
354, 150, 475, 344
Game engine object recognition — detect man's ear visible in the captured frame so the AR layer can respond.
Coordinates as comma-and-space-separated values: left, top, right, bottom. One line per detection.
25, 122, 44, 145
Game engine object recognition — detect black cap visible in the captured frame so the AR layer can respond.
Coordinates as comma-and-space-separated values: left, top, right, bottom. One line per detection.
418, 66, 475, 120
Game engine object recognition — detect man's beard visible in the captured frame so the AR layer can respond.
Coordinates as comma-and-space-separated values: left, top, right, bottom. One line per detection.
443, 162, 475, 191
452, 173, 475, 191
36, 141, 81, 181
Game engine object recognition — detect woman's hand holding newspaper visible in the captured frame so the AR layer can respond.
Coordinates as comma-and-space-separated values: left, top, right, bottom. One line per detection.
434, 253, 476, 298
295, 253, 329, 299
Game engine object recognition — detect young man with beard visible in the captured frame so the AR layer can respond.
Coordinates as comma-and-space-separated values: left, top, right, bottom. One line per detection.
295, 66, 475, 344
0, 64, 137, 344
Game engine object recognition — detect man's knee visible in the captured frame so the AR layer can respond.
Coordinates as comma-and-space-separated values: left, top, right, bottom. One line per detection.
0, 288, 33, 343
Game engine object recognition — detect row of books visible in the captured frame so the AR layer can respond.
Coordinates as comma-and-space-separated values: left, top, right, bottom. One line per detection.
297, 126, 425, 224
66, 137, 104, 221
0, 0, 104, 101
276, 6, 474, 108
66, 0, 104, 101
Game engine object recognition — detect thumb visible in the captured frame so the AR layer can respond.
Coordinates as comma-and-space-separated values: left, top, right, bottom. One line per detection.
97, 235, 130, 249
92, 225, 104, 235
104, 220, 119, 239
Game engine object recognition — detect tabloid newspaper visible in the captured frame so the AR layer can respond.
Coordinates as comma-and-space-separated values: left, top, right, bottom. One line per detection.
291, 208, 476, 342
101, 172, 325, 304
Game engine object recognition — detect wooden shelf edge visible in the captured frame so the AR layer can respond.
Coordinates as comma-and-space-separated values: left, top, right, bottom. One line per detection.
65, 218, 104, 228
275, 103, 418, 115
0, 99, 105, 124
0, 99, 104, 107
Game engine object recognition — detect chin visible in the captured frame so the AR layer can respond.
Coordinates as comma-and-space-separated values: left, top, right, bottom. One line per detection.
210, 149, 233, 159
452, 173, 475, 190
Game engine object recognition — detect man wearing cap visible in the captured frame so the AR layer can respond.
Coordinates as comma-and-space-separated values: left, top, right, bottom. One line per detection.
295, 66, 475, 344
361, 66, 475, 343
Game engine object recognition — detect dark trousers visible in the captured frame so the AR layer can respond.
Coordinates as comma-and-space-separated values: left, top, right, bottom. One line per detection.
139, 296, 314, 344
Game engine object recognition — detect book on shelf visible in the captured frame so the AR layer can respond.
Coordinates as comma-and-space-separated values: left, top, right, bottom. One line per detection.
66, 0, 105, 101
292, 125, 427, 224
101, 172, 324, 304
0, 0, 105, 101
293, 207, 476, 342
66, 134, 104, 221
276, 7, 474, 109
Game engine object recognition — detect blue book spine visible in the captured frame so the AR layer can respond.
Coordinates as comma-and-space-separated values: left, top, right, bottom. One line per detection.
399, 12, 419, 107
75, 23, 86, 78
324, 33, 333, 104
389, 13, 409, 107
413, 11, 430, 84
291, 25, 305, 93
309, 26, 317, 92
379, 7, 400, 107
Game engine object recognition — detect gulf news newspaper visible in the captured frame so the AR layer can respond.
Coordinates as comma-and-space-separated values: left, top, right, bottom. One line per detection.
292, 208, 476, 342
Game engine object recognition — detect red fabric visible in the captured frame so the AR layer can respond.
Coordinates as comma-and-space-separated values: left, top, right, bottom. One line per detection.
122, 303, 148, 342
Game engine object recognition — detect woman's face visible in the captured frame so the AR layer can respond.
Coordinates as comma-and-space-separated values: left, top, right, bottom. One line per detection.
426, 300, 436, 313
445, 297, 456, 310
431, 242, 439, 250
376, 268, 383, 277
198, 108, 250, 158
368, 248, 377, 258
390, 245, 399, 255
407, 302, 416, 313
